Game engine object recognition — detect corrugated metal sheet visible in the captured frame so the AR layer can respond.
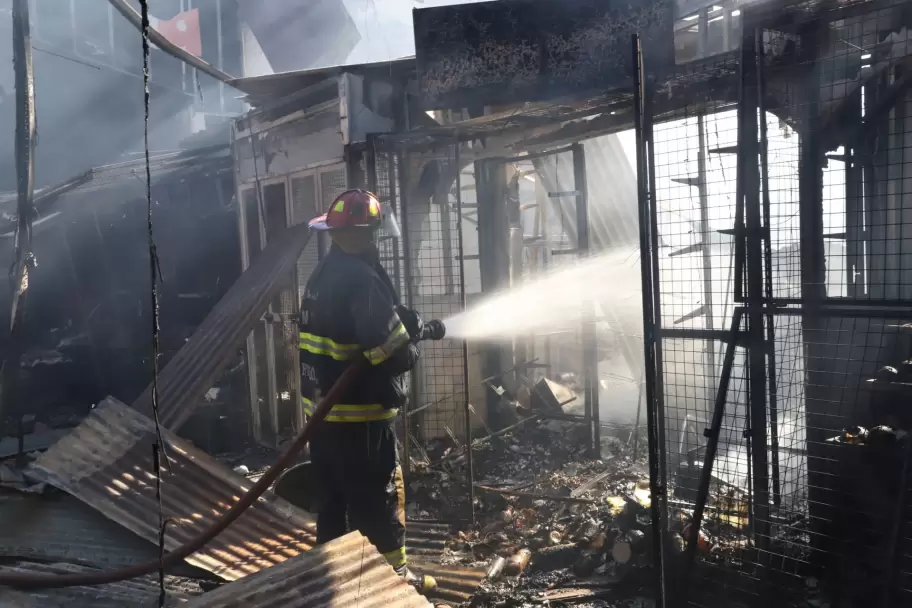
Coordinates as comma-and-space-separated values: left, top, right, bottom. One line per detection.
406, 522, 485, 604
132, 221, 311, 430
412, 561, 486, 605
185, 532, 431, 608
0, 491, 162, 569
29, 397, 318, 581
408, 521, 450, 558
0, 561, 202, 607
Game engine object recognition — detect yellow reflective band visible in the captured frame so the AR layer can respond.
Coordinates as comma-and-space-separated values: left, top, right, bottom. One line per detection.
363, 322, 409, 366
301, 397, 398, 422
333, 200, 345, 212
383, 547, 407, 569
298, 332, 359, 361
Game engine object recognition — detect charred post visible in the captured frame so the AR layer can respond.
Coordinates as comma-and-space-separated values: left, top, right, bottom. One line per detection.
2, 0, 37, 431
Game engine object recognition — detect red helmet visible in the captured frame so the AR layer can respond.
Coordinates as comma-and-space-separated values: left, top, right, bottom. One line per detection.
308, 189, 399, 238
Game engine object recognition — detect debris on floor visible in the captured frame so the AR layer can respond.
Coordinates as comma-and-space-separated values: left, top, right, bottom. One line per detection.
402, 410, 656, 606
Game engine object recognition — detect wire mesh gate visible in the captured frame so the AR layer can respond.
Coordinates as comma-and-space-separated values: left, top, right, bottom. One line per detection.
364, 133, 601, 520
637, 2, 912, 606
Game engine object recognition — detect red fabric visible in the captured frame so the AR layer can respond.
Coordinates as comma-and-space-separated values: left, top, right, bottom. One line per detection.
154, 8, 202, 58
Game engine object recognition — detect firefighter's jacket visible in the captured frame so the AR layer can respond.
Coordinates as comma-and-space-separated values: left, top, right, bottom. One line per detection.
298, 244, 419, 422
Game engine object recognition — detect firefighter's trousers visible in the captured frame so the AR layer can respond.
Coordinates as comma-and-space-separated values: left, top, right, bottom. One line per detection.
310, 418, 407, 569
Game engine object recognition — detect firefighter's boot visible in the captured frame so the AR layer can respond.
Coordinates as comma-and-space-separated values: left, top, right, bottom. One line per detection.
395, 565, 437, 595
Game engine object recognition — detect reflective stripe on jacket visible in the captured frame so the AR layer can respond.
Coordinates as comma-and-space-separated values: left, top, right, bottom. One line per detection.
298, 244, 419, 420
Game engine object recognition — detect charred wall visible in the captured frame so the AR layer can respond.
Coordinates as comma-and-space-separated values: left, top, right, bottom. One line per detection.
0, 167, 241, 445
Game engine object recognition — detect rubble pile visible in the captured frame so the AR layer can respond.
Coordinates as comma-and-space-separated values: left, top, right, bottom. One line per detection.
405, 413, 657, 607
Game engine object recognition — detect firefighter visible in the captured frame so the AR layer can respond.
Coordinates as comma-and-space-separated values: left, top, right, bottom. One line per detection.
299, 189, 435, 593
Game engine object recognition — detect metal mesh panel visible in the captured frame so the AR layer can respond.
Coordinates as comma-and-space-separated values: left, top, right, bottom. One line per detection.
643, 2, 912, 605
400, 145, 470, 453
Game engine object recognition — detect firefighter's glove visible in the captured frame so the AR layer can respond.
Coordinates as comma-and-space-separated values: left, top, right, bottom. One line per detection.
396, 305, 424, 343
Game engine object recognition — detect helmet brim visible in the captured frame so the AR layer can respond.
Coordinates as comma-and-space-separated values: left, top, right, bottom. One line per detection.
308, 214, 379, 231
308, 215, 331, 231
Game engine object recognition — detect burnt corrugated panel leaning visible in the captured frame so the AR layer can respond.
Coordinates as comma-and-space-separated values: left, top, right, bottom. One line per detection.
185, 532, 432, 608
0, 561, 202, 607
28, 397, 318, 581
132, 221, 312, 430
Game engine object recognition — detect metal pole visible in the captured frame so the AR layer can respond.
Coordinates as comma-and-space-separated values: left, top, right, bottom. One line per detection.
454, 136, 475, 525
2, 0, 37, 432
573, 143, 599, 458
742, 28, 772, 547
632, 33, 666, 608
398, 149, 418, 474
755, 33, 783, 507
682, 309, 745, 587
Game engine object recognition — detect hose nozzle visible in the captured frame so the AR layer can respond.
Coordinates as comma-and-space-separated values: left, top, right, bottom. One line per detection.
420, 319, 446, 341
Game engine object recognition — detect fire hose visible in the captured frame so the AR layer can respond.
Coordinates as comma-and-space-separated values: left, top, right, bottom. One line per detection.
0, 318, 446, 590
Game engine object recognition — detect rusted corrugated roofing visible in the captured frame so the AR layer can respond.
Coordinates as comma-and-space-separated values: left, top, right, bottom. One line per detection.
185, 532, 431, 608
412, 560, 486, 605
0, 561, 202, 607
29, 397, 318, 581
132, 221, 311, 430
406, 522, 486, 604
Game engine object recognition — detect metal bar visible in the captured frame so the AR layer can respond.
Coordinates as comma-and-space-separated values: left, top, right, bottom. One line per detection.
755, 34, 782, 508
660, 327, 748, 344
1, 0, 37, 431
496, 145, 578, 164
682, 308, 744, 597
845, 90, 864, 299
573, 142, 599, 458
733, 34, 747, 304
759, 305, 912, 319
644, 37, 670, 586
454, 136, 475, 525
881, 434, 912, 608
742, 27, 772, 547
632, 33, 666, 608
398, 150, 418, 474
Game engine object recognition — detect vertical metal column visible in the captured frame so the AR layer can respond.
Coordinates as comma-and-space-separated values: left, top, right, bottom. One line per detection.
454, 137, 475, 524
573, 143, 600, 458
398, 149, 418, 471
697, 114, 717, 382
756, 34, 783, 507
1, 0, 36, 430
632, 33, 667, 608
742, 28, 772, 546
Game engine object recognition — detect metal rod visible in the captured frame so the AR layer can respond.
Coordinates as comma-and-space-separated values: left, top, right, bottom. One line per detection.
573, 142, 599, 459
755, 33, 782, 508
733, 33, 747, 304
743, 27, 772, 547
682, 308, 744, 596
697, 114, 716, 376
497, 145, 579, 164
454, 135, 475, 525
632, 33, 667, 608
2, 0, 37, 433
881, 435, 912, 608
632, 372, 644, 457
398, 150, 418, 474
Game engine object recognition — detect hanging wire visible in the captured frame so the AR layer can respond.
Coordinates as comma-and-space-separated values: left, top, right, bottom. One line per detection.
137, 2, 168, 605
